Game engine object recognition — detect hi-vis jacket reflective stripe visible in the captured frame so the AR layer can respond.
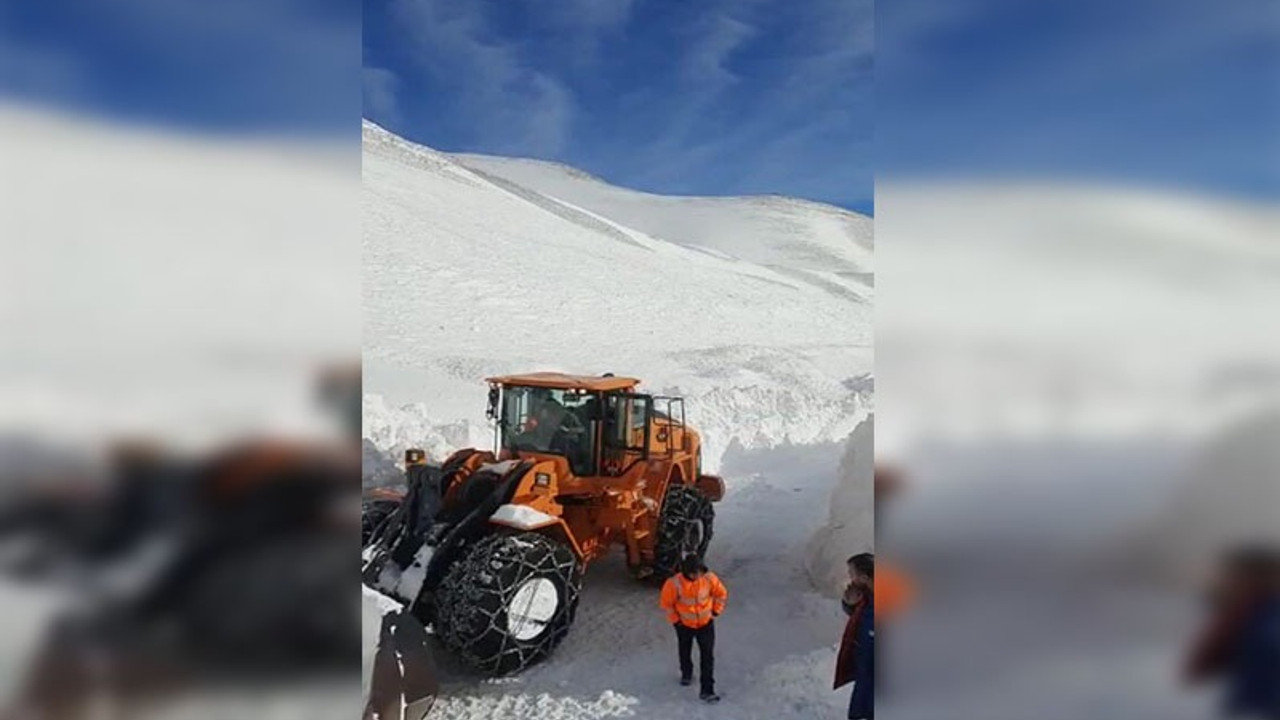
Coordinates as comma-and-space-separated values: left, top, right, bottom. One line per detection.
660, 572, 728, 629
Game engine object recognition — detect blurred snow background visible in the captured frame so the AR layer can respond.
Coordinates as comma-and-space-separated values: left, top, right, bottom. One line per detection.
875, 0, 1279, 716
0, 2, 360, 717
877, 185, 1277, 720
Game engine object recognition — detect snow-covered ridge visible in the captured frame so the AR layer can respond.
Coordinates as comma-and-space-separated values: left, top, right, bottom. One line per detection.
362, 121, 872, 483
452, 150, 873, 287
454, 151, 871, 235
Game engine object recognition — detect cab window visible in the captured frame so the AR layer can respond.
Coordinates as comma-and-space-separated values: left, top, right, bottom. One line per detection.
605, 393, 648, 453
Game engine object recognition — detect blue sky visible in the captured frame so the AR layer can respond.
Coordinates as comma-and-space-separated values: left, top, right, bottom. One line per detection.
0, 0, 359, 134
877, 0, 1278, 200
363, 0, 876, 214
1, 0, 1269, 207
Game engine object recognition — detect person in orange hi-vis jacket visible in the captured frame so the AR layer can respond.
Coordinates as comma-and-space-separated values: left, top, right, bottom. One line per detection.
660, 554, 728, 703
875, 561, 914, 622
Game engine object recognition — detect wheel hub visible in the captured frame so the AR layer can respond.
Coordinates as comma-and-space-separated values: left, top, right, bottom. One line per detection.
507, 578, 559, 641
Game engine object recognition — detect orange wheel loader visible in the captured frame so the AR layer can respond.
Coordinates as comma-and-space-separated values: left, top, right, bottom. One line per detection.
362, 372, 725, 675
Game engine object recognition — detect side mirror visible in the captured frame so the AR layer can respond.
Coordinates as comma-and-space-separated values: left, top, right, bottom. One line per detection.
486, 386, 500, 420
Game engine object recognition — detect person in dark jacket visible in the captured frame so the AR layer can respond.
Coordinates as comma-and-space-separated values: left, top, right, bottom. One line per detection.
835, 553, 875, 720
1184, 546, 1280, 718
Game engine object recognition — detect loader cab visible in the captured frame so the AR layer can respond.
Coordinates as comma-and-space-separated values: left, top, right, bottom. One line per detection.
487, 373, 656, 478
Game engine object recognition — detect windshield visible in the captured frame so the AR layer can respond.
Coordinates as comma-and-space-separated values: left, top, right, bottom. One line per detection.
500, 386, 598, 474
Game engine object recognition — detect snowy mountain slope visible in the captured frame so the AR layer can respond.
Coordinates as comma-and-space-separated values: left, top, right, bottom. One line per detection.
362, 121, 872, 470
452, 152, 874, 299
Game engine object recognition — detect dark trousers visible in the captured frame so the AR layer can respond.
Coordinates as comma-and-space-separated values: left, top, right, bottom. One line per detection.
675, 621, 715, 694
847, 640, 874, 719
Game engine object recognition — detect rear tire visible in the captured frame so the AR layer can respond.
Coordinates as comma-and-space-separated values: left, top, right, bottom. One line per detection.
434, 532, 581, 675
653, 483, 714, 578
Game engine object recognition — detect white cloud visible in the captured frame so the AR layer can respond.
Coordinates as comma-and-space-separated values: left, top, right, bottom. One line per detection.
525, 0, 637, 69
627, 0, 873, 208
375, 0, 872, 206
391, 0, 575, 155
683, 13, 757, 90
519, 72, 575, 156
363, 67, 400, 124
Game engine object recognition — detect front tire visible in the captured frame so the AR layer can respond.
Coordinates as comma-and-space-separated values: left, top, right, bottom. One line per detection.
653, 483, 715, 578
434, 532, 582, 675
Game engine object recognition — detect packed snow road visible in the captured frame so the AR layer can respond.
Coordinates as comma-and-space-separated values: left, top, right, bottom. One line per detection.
421, 442, 850, 720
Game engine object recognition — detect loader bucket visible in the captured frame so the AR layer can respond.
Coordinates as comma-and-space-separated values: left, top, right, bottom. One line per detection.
362, 589, 438, 720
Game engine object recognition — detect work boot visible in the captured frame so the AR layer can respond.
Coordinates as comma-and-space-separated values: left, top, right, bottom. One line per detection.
700, 691, 720, 703
679, 676, 693, 686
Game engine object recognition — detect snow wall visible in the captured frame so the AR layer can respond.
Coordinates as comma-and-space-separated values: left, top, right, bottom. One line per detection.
805, 413, 875, 596
1139, 408, 1280, 580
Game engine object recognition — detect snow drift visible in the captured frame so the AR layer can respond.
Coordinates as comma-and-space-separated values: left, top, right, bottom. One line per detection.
1138, 408, 1280, 580
805, 414, 875, 596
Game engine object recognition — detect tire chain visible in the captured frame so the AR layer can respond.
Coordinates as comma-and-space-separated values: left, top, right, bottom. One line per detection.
653, 484, 715, 578
435, 532, 582, 674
